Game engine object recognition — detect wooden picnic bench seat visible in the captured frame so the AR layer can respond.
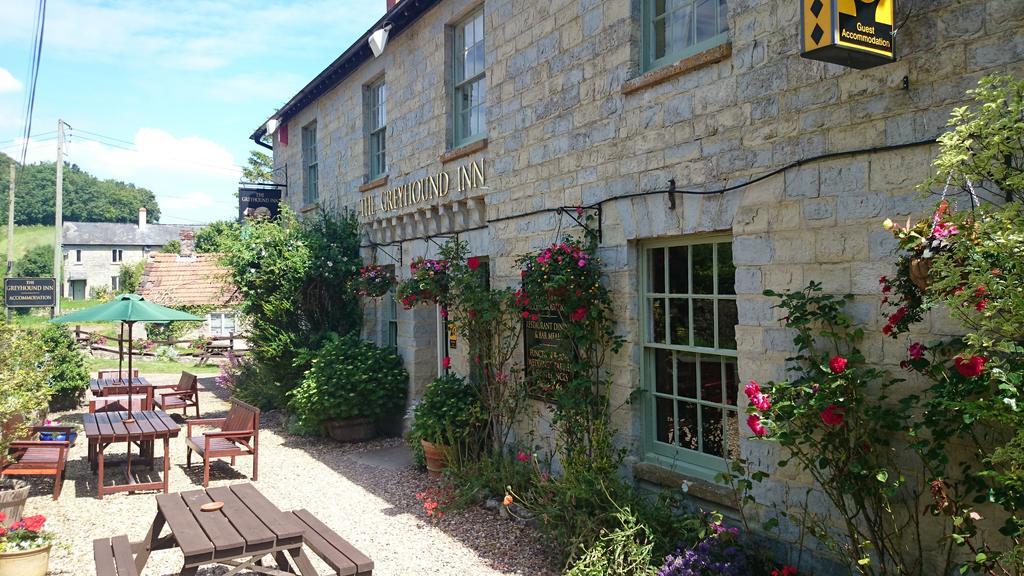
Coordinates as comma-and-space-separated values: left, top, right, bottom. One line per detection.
1, 425, 73, 499
93, 534, 139, 576
186, 397, 259, 487
154, 371, 200, 417
288, 508, 373, 575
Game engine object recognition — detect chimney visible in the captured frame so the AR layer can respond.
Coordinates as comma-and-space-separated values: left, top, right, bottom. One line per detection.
138, 207, 147, 230
178, 228, 195, 257
387, 0, 399, 10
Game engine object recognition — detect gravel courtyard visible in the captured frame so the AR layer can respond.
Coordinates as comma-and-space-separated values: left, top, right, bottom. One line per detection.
26, 373, 555, 575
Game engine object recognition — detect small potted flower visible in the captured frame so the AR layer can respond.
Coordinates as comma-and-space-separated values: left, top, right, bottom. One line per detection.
0, 512, 54, 576
350, 264, 396, 298
409, 373, 485, 477
395, 257, 449, 309
35, 420, 77, 447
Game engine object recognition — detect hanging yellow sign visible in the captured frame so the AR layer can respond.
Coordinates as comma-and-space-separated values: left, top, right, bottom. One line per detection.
802, 0, 895, 69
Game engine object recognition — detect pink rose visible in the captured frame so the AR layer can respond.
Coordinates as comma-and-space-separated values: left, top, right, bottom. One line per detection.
442, 356, 451, 369
747, 414, 768, 437
908, 342, 925, 360
516, 451, 529, 463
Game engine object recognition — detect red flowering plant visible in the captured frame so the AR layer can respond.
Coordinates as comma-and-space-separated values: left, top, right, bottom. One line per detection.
414, 484, 455, 522
350, 263, 396, 298
395, 257, 449, 308
746, 283, 951, 575
0, 512, 54, 552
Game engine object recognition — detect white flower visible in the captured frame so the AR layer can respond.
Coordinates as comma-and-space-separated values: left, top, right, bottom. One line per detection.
1003, 397, 1018, 411
680, 481, 690, 493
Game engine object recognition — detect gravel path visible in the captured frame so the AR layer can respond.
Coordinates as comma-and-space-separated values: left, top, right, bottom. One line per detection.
27, 373, 556, 575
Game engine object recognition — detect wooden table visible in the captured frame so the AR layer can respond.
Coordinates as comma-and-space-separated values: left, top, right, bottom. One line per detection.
89, 376, 154, 397
82, 410, 180, 499
134, 483, 318, 576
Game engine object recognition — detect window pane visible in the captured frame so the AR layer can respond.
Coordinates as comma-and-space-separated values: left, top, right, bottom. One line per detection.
666, 3, 693, 54
669, 298, 689, 345
654, 348, 673, 394
718, 299, 737, 350
719, 0, 729, 34
677, 401, 698, 450
676, 353, 697, 399
717, 242, 735, 295
668, 246, 688, 294
649, 247, 665, 293
692, 243, 713, 294
653, 15, 667, 60
693, 298, 715, 347
700, 357, 722, 403
701, 405, 723, 456
656, 397, 675, 444
695, 0, 718, 43
724, 359, 739, 406
654, 0, 667, 18
649, 298, 666, 343
724, 410, 740, 459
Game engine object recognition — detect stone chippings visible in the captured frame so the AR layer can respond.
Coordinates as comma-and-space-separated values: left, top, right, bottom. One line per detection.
33, 374, 556, 576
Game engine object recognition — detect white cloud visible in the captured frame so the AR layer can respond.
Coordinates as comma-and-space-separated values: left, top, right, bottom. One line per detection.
0, 68, 22, 93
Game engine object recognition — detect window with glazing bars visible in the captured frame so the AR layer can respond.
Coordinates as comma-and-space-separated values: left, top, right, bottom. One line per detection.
367, 79, 387, 180
644, 0, 729, 71
302, 122, 318, 204
452, 9, 486, 147
642, 238, 739, 479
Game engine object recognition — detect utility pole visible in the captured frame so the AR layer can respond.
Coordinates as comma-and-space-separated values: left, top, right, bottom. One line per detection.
53, 119, 64, 317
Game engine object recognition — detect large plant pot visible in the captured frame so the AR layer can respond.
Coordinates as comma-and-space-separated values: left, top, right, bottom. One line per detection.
0, 543, 50, 576
908, 257, 932, 291
420, 439, 449, 478
324, 418, 377, 443
0, 480, 30, 523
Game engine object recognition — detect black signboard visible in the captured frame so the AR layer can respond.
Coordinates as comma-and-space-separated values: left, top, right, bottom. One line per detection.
523, 311, 573, 401
238, 183, 284, 221
4, 277, 57, 308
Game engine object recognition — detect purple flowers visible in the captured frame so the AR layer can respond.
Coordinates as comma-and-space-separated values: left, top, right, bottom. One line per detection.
657, 531, 751, 576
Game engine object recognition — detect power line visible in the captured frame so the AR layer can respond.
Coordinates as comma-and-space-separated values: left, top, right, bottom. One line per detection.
16, 0, 47, 171
0, 130, 56, 146
69, 132, 245, 175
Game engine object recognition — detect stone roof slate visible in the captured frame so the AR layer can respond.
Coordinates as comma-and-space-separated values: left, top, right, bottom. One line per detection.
62, 222, 203, 247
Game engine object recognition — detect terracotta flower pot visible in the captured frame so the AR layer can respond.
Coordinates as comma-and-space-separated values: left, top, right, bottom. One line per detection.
908, 257, 932, 291
0, 543, 50, 576
324, 418, 377, 443
420, 439, 449, 478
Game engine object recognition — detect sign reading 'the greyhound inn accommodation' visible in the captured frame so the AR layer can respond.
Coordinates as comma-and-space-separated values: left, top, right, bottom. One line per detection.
801, 0, 895, 70
4, 277, 57, 308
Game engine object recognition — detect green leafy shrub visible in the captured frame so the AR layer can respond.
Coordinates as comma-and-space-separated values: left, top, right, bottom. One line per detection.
231, 358, 287, 411
0, 322, 51, 464
37, 324, 88, 410
161, 240, 181, 254
410, 373, 485, 446
287, 334, 408, 433
565, 504, 656, 576
118, 261, 145, 293
13, 244, 53, 278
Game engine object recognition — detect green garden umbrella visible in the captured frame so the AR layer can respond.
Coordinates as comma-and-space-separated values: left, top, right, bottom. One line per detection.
52, 294, 202, 421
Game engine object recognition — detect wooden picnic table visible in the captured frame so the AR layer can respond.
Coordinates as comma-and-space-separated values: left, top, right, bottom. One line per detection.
89, 376, 155, 397
82, 410, 180, 499
133, 483, 320, 576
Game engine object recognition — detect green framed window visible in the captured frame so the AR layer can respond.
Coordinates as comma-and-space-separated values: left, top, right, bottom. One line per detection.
641, 237, 739, 481
366, 79, 387, 180
643, 0, 729, 72
452, 9, 486, 147
380, 265, 398, 348
302, 122, 318, 204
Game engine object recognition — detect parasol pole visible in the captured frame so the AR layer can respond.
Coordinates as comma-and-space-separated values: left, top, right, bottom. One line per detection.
118, 323, 124, 379
124, 321, 136, 425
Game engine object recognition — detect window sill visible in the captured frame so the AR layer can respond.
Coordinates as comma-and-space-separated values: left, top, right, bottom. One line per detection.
622, 43, 732, 95
300, 202, 320, 213
634, 461, 739, 510
359, 175, 389, 193
440, 138, 488, 164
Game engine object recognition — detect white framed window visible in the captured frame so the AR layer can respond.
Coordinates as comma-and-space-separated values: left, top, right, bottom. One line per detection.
111, 249, 123, 263
452, 9, 486, 147
643, 0, 729, 72
366, 78, 387, 180
302, 122, 318, 204
641, 237, 738, 481
111, 275, 120, 291
208, 312, 237, 337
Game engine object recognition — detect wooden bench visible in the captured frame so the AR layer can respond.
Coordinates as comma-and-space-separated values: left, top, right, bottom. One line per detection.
289, 508, 373, 575
1, 425, 73, 500
93, 534, 139, 576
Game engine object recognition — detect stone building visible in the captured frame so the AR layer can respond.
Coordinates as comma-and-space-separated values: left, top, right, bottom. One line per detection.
62, 207, 202, 299
251, 0, 1023, 567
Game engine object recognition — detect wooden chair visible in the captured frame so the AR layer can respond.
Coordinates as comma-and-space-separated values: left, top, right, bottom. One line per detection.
154, 372, 199, 417
97, 369, 140, 380
1, 424, 73, 499
185, 398, 259, 487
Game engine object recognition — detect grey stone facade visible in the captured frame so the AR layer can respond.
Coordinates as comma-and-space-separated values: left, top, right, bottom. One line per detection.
263, 0, 1024, 567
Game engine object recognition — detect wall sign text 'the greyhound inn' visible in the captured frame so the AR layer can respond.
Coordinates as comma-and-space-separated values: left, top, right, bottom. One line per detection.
801, 0, 895, 70
358, 158, 486, 219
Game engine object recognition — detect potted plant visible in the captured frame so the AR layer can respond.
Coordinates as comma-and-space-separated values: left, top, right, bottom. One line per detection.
287, 333, 408, 442
395, 257, 448, 308
0, 513, 53, 576
351, 264, 396, 298
35, 420, 77, 446
410, 373, 485, 477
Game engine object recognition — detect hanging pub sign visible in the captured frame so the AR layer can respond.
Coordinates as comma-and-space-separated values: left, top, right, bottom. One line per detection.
4, 277, 57, 308
238, 183, 284, 221
801, 0, 895, 69
523, 311, 573, 401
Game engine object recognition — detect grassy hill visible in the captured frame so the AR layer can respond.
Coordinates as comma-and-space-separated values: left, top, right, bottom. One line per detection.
0, 224, 55, 261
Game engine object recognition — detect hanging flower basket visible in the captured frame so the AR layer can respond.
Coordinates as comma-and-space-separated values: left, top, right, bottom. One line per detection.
907, 257, 932, 291
350, 264, 396, 298
396, 257, 448, 309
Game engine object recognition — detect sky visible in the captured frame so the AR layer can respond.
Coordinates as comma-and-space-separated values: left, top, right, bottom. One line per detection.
0, 0, 386, 224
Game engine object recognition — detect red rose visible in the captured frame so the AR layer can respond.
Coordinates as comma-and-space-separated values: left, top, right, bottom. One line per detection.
442, 356, 451, 369
954, 355, 986, 378
820, 405, 846, 427
828, 356, 848, 375
747, 414, 768, 436
467, 256, 481, 270
570, 307, 587, 322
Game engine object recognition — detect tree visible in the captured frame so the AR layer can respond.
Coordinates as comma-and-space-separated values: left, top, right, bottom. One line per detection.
161, 240, 181, 254
13, 244, 53, 277
241, 150, 273, 183
194, 220, 241, 253
118, 261, 145, 293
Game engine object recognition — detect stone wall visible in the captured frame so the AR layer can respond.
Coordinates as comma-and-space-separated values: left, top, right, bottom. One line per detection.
63, 245, 147, 297
270, 0, 1024, 567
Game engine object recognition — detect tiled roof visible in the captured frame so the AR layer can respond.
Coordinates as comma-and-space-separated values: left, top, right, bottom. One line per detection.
138, 253, 239, 307
63, 222, 203, 246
